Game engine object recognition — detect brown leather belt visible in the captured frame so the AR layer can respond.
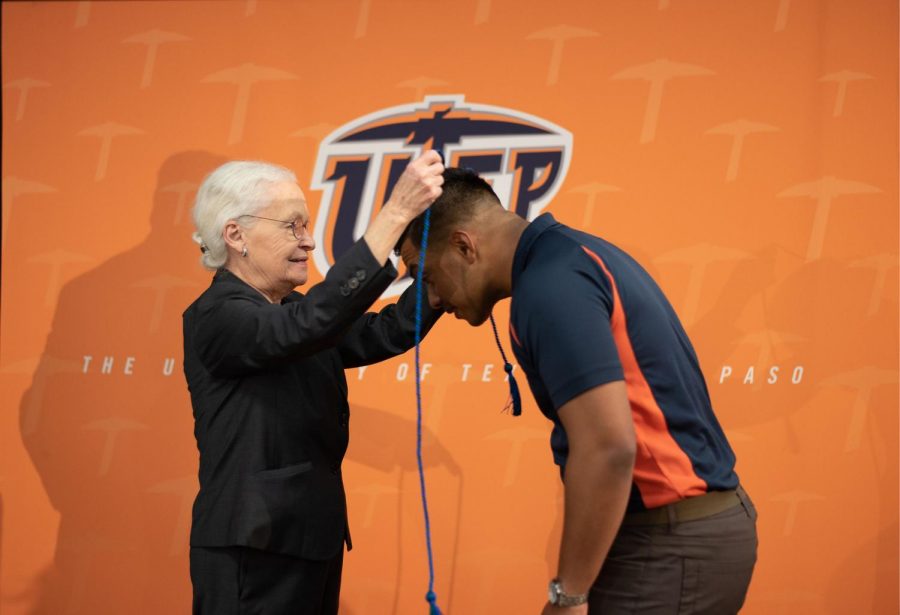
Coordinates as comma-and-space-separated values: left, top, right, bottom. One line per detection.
621, 488, 742, 526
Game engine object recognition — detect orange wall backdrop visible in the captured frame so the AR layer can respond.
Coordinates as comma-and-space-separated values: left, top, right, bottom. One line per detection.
2, 1, 898, 613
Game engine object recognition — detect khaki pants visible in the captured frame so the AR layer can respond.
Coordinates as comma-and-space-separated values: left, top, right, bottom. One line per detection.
590, 488, 758, 614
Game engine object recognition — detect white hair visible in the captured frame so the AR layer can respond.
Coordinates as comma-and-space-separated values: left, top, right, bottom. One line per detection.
191, 160, 297, 270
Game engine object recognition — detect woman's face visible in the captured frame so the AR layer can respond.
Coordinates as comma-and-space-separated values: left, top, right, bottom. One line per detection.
241, 181, 316, 294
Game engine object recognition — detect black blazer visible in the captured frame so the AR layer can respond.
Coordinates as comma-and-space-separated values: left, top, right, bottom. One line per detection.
183, 239, 440, 560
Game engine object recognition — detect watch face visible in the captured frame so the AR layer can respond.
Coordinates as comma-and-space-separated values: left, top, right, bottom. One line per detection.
548, 580, 560, 604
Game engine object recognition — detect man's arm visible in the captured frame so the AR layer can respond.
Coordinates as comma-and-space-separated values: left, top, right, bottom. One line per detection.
546, 380, 635, 613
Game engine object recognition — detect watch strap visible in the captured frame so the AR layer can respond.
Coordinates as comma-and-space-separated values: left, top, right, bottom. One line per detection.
550, 578, 588, 607
557, 591, 588, 607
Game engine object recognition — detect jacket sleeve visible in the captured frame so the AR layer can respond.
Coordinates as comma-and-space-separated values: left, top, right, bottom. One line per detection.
191, 239, 398, 377
336, 278, 442, 368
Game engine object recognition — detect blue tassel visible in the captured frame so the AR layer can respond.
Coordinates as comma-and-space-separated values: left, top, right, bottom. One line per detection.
426, 590, 442, 614
489, 313, 522, 417
504, 362, 523, 417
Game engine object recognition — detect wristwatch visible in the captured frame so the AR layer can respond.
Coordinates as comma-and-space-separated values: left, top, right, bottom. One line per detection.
548, 578, 588, 607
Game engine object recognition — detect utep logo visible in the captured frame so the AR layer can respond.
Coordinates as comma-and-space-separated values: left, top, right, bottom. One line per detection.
311, 94, 572, 297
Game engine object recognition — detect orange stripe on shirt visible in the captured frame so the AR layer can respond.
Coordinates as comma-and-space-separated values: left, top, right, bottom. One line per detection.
581, 246, 707, 507
509, 322, 523, 348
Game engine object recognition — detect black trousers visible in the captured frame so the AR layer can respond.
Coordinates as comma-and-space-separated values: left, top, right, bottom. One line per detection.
590, 488, 759, 614
190, 546, 344, 615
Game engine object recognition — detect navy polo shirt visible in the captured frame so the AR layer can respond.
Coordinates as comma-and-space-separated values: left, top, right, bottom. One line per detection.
509, 213, 738, 511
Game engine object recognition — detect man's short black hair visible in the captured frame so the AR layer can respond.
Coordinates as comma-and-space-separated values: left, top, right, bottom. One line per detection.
399, 167, 502, 252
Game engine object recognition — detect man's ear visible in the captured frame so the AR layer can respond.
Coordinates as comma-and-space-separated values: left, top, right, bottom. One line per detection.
223, 220, 244, 252
398, 237, 420, 278
449, 230, 477, 265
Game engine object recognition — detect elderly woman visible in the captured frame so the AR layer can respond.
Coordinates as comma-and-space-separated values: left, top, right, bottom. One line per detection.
183, 151, 443, 614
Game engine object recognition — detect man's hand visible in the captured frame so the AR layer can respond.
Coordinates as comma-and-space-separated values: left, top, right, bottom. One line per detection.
384, 149, 444, 223
541, 602, 588, 615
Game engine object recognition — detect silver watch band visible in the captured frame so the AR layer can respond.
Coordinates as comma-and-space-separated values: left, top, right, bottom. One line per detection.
558, 591, 588, 607
549, 578, 588, 607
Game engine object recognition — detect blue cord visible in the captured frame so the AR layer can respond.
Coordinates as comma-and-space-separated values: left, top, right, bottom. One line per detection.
489, 314, 523, 416
414, 209, 442, 615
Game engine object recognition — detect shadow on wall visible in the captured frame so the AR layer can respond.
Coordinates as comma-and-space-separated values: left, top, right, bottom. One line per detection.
18, 151, 226, 614
826, 521, 900, 614
345, 403, 463, 614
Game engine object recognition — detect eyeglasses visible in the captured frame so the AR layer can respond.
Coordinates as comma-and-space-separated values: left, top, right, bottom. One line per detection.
240, 215, 309, 240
